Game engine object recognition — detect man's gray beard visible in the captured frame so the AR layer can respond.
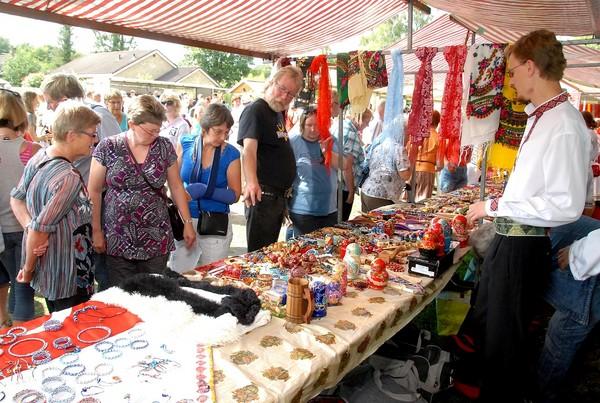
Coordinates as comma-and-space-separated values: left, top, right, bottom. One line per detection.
265, 96, 287, 113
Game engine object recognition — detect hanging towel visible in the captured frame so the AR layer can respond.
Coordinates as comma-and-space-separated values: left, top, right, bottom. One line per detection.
407, 47, 438, 146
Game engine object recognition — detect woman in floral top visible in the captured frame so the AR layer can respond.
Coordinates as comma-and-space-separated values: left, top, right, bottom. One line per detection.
11, 101, 100, 312
89, 95, 195, 287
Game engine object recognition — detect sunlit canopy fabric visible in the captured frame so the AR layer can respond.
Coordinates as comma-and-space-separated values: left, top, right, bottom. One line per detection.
0, 0, 408, 59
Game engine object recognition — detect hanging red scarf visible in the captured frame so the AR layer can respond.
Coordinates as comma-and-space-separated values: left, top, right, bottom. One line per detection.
407, 47, 438, 147
438, 45, 467, 165
308, 55, 333, 168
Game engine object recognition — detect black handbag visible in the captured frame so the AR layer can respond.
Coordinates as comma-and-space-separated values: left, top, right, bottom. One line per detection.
124, 136, 185, 241
192, 139, 228, 236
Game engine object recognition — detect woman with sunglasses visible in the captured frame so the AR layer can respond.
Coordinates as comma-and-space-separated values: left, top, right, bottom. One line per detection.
170, 103, 241, 272
88, 95, 196, 286
287, 107, 345, 238
160, 94, 191, 148
0, 89, 41, 326
11, 101, 100, 312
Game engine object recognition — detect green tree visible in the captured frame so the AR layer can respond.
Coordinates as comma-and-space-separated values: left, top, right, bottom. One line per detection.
184, 48, 251, 88
0, 36, 11, 54
58, 25, 75, 63
2, 44, 62, 86
93, 32, 136, 52
359, 11, 433, 50
246, 64, 272, 81
22, 72, 45, 88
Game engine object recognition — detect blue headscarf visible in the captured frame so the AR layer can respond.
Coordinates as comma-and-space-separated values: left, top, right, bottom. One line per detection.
366, 49, 405, 171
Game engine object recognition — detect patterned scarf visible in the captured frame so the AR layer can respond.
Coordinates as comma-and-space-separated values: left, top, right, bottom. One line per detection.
407, 47, 438, 146
461, 43, 507, 147
348, 51, 389, 89
308, 55, 333, 168
438, 45, 467, 165
337, 53, 350, 108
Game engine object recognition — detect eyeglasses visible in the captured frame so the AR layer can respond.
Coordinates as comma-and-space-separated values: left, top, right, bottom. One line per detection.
275, 83, 297, 99
137, 124, 160, 136
507, 61, 527, 78
79, 130, 98, 138
161, 100, 175, 106
0, 88, 21, 98
209, 127, 230, 137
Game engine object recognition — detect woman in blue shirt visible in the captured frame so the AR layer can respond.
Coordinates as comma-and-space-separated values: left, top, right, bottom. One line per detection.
170, 104, 241, 271
287, 107, 345, 238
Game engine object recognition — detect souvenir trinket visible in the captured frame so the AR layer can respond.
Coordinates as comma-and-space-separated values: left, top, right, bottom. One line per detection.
311, 281, 328, 318
368, 258, 388, 290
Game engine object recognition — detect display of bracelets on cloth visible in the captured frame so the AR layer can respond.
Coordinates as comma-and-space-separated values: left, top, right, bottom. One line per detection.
8, 337, 48, 357
12, 388, 45, 403
102, 349, 122, 360
43, 319, 63, 332
60, 352, 80, 365
42, 375, 66, 392
0, 332, 16, 345
93, 340, 114, 353
7, 326, 27, 336
130, 339, 149, 350
53, 336, 73, 350
113, 337, 131, 348
72, 304, 126, 323
76, 326, 111, 344
49, 385, 75, 403
62, 363, 86, 376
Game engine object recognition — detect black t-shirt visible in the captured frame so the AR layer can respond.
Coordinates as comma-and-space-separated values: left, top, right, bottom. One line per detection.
237, 98, 296, 190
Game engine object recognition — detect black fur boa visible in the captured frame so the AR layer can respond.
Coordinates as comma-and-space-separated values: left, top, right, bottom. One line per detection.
118, 271, 261, 326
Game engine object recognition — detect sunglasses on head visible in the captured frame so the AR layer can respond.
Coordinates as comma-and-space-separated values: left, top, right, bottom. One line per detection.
161, 100, 175, 106
0, 88, 21, 98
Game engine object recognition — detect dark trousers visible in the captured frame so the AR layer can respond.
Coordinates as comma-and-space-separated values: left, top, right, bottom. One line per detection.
46, 287, 91, 313
289, 212, 338, 237
245, 194, 286, 252
340, 190, 354, 222
360, 193, 394, 213
472, 233, 551, 402
106, 254, 169, 288
94, 252, 109, 292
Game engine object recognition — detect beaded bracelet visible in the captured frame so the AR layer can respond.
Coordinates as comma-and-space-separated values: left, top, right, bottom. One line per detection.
49, 385, 75, 403
80, 386, 104, 397
43, 319, 63, 332
93, 340, 114, 353
113, 337, 131, 348
94, 363, 113, 377
127, 327, 145, 339
7, 326, 27, 336
7, 337, 48, 358
62, 363, 85, 376
41, 375, 66, 392
101, 349, 122, 360
60, 352, 80, 365
42, 366, 63, 378
78, 398, 101, 403
12, 388, 45, 403
53, 336, 73, 350
72, 305, 98, 323
31, 349, 52, 365
0, 333, 16, 345
76, 326, 111, 344
130, 339, 149, 350
75, 372, 98, 385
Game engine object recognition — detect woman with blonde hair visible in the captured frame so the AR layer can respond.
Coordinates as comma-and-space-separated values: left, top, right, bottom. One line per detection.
0, 89, 40, 325
105, 89, 128, 132
22, 91, 40, 141
160, 94, 190, 147
89, 95, 196, 285
10, 101, 99, 311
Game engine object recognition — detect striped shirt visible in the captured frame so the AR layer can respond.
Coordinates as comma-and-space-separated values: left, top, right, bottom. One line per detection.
11, 150, 92, 300
341, 119, 366, 193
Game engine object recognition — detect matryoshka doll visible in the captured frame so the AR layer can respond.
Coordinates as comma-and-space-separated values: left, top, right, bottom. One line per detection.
452, 214, 469, 247
368, 258, 388, 290
343, 243, 362, 280
333, 262, 348, 295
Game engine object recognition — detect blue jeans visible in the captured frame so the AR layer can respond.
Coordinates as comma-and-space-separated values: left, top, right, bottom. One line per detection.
439, 166, 467, 193
94, 252, 109, 292
0, 232, 35, 321
538, 216, 600, 402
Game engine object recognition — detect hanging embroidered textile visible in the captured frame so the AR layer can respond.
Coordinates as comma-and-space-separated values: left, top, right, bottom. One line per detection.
348, 51, 389, 89
294, 56, 315, 108
407, 47, 438, 146
461, 43, 507, 147
348, 51, 372, 115
308, 55, 333, 168
337, 53, 350, 108
438, 45, 467, 166
488, 71, 528, 171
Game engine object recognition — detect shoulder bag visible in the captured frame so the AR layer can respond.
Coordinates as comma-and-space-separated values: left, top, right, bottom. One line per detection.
193, 138, 228, 236
123, 135, 185, 241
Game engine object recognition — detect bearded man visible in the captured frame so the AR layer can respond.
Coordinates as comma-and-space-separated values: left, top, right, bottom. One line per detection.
237, 66, 303, 251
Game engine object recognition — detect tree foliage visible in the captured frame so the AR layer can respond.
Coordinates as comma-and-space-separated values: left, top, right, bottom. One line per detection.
246, 64, 272, 81
184, 48, 251, 88
93, 32, 136, 52
0, 36, 11, 54
2, 44, 62, 86
58, 25, 75, 63
22, 72, 45, 88
359, 11, 433, 50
